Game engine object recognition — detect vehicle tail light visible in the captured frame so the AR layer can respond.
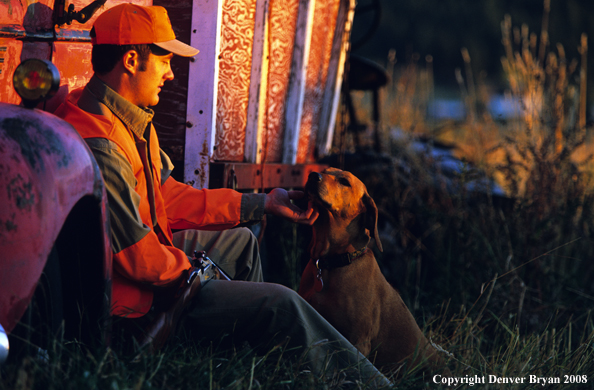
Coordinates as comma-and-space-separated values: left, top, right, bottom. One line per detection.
13, 59, 60, 109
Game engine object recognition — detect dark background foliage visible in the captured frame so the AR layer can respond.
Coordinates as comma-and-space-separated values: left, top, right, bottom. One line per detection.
351, 0, 594, 96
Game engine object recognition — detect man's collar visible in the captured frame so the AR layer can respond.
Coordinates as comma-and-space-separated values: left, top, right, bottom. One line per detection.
86, 75, 154, 139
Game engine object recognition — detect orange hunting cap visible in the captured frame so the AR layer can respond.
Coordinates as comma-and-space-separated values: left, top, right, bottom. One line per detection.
91, 3, 198, 57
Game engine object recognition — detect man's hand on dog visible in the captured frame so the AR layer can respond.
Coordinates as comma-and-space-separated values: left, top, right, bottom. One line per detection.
265, 188, 319, 225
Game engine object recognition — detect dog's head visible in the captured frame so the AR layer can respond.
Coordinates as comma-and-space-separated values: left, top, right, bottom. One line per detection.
305, 168, 382, 259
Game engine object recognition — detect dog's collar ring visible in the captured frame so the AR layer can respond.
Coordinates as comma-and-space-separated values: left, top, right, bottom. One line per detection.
314, 261, 324, 292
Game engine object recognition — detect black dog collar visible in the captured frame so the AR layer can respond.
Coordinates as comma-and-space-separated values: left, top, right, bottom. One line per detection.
315, 247, 368, 270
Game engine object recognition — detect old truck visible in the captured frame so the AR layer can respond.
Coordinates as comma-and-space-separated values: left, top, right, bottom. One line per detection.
0, 0, 355, 362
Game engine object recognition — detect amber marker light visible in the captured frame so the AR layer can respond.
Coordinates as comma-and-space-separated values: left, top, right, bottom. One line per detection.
13, 59, 60, 108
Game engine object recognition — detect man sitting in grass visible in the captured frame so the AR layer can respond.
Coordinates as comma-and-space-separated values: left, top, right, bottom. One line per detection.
55, 3, 390, 387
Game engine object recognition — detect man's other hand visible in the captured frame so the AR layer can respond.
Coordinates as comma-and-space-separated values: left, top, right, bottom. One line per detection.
264, 188, 319, 225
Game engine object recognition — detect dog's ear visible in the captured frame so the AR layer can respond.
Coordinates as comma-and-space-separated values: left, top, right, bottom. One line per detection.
363, 192, 383, 252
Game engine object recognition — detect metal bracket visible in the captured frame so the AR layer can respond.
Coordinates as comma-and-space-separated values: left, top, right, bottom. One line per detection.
55, 0, 107, 26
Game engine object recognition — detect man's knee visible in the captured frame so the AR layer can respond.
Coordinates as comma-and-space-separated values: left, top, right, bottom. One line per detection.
234, 227, 258, 247
260, 283, 312, 317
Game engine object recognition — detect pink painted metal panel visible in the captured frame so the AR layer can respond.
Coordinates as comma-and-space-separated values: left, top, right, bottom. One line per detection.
263, 0, 299, 163
0, 103, 106, 333
213, 0, 256, 162
296, 0, 340, 163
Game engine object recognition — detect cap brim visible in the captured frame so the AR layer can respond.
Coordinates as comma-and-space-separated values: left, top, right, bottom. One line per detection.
154, 40, 199, 57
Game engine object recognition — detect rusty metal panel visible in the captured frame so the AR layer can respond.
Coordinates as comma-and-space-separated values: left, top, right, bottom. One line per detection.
52, 42, 93, 92
44, 41, 93, 113
0, 0, 53, 31
296, 0, 340, 164
0, 38, 23, 104
262, 0, 299, 163
0, 0, 152, 108
0, 0, 150, 35
0, 0, 25, 26
50, 0, 152, 114
212, 0, 257, 162
56, 0, 152, 32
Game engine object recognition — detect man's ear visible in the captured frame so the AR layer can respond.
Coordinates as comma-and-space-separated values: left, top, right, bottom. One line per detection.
122, 50, 140, 75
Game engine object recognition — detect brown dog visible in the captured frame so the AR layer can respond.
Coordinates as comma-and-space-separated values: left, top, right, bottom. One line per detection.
299, 168, 445, 374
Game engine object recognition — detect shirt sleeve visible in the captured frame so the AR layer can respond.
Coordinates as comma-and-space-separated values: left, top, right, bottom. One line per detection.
160, 175, 266, 231
85, 138, 191, 287
158, 148, 266, 230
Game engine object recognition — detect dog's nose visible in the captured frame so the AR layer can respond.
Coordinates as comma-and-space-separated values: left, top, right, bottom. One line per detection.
308, 172, 322, 183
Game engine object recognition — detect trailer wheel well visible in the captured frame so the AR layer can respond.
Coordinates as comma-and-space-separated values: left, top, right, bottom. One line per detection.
8, 195, 110, 361
54, 195, 111, 349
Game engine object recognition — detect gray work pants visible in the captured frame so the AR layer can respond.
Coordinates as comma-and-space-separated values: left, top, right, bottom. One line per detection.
172, 228, 391, 388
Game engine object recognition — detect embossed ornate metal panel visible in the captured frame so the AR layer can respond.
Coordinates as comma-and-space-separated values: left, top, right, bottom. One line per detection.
263, 0, 300, 163
212, 0, 257, 162
209, 0, 301, 164
178, 0, 355, 188
296, 0, 340, 164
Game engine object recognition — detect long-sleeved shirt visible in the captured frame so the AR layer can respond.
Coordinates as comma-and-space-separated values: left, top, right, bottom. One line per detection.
55, 76, 266, 318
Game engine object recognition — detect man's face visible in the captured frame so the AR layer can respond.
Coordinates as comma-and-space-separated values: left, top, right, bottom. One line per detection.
130, 51, 174, 107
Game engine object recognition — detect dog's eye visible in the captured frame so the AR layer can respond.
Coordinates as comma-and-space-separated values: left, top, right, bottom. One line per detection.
338, 177, 351, 187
